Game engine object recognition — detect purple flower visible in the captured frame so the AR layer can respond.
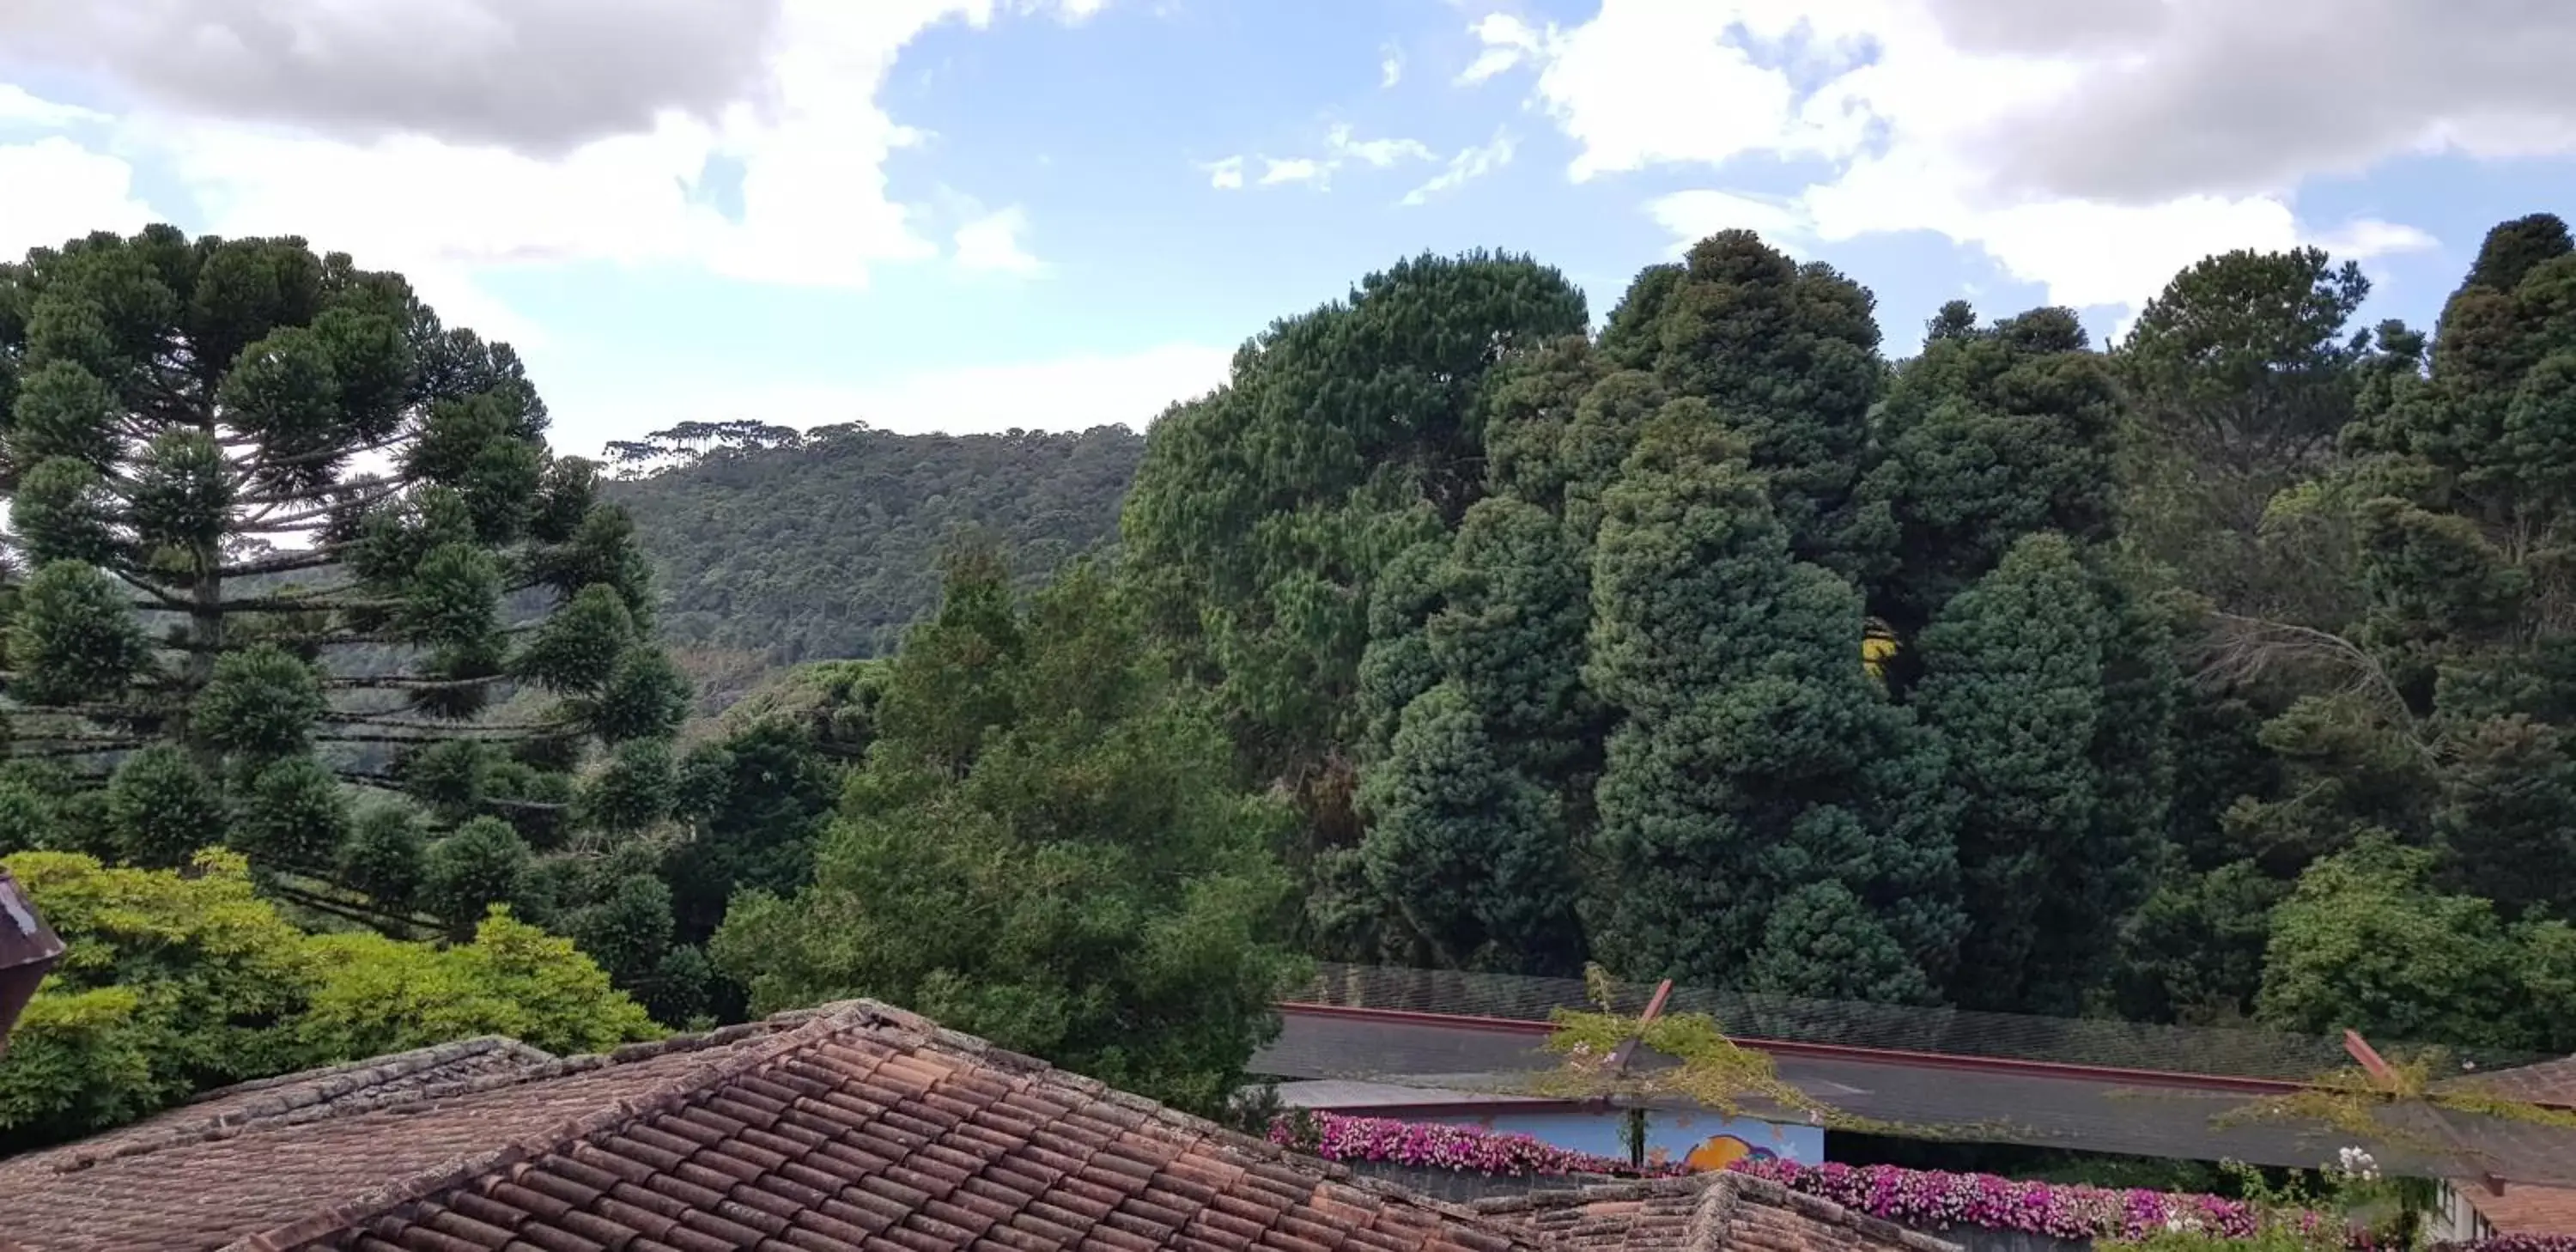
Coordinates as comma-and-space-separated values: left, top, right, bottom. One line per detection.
1270, 1112, 1686, 1179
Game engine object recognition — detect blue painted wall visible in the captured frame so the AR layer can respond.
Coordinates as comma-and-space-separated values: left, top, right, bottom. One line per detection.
1408, 1108, 1823, 1168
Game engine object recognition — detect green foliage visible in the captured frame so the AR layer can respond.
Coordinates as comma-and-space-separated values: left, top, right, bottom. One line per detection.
0, 850, 657, 1152
1602, 231, 1890, 575
297, 909, 662, 1059
192, 644, 327, 762
8, 560, 147, 705
714, 559, 1305, 1116
613, 425, 1145, 663
336, 803, 428, 911
2255, 833, 2576, 1051
665, 720, 840, 947
1911, 533, 2162, 1013
421, 816, 533, 933
1583, 415, 1961, 1000
0, 226, 689, 1006
106, 745, 228, 868
1356, 683, 1581, 972
2115, 247, 2373, 622
0, 849, 313, 1146
233, 755, 354, 871
1121, 250, 1589, 867
1862, 305, 2121, 630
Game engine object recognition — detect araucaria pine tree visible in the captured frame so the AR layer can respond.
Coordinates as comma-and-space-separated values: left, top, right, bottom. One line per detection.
0, 226, 685, 958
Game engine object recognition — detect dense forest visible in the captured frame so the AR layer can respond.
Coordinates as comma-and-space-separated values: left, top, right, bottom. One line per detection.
609, 420, 1143, 664
9, 212, 2576, 1156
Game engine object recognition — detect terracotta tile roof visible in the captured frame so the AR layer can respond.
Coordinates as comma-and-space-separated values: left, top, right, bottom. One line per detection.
0, 1000, 1558, 1252
2470, 1184, 2576, 1236
1472, 1176, 1956, 1252
3, 1035, 559, 1176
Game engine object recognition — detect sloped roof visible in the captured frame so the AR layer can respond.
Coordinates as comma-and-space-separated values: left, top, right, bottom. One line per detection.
1472, 1175, 1956, 1252
4, 1035, 559, 1177
2469, 1184, 2576, 1237
0, 1000, 1559, 1252
2441, 1055, 2576, 1108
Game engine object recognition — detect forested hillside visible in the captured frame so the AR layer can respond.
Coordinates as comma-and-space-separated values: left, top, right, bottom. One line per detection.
609, 422, 1144, 663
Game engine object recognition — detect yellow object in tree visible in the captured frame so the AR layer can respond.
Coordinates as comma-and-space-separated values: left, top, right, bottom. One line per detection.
1862, 618, 1899, 683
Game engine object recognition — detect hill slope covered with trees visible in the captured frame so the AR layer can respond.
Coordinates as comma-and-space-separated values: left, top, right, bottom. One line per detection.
608, 422, 1144, 665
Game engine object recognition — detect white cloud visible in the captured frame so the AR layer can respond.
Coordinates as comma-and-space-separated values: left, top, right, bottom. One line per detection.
1328, 124, 1436, 168
1488, 0, 2460, 313
0, 84, 102, 128
1402, 131, 1516, 205
954, 205, 1046, 275
1643, 190, 1812, 253
1459, 14, 1543, 83
1210, 125, 1438, 195
0, 0, 1109, 318
592, 342, 1236, 445
1261, 157, 1329, 186
0, 138, 154, 260
1202, 155, 1248, 190
1382, 46, 1406, 88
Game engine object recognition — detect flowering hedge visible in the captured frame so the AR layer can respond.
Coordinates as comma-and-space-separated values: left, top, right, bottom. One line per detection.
1730, 1158, 2269, 1242
1267, 1111, 1683, 1178
1267, 1113, 2366, 1249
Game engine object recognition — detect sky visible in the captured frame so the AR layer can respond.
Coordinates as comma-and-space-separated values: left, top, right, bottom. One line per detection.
4, 0, 2576, 461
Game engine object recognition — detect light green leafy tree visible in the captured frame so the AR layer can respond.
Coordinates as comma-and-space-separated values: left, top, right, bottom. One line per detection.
714, 554, 1306, 1115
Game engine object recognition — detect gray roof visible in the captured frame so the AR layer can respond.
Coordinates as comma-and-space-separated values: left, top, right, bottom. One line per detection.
1252, 1008, 2576, 1186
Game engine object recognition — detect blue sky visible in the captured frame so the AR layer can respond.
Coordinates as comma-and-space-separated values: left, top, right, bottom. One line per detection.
5, 0, 2576, 459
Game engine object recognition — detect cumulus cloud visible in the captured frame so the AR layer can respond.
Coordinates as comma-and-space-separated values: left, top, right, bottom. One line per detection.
1932, 0, 2576, 204
1470, 0, 2482, 312
0, 0, 1111, 323
0, 0, 790, 157
1403, 131, 1517, 205
1382, 45, 1406, 88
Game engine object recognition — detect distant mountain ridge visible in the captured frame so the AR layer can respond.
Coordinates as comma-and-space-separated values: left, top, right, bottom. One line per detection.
611, 423, 1145, 666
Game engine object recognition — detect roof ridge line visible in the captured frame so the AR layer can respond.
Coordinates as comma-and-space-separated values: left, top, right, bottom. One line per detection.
226, 1000, 902, 1252
179, 1036, 550, 1105
22, 1036, 562, 1177
1712, 1170, 1961, 1252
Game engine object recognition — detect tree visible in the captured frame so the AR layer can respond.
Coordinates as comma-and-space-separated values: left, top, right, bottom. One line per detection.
0, 848, 658, 1152
2112, 861, 2286, 1025
1861, 305, 2121, 634
1356, 683, 1581, 973
296, 908, 661, 1060
0, 225, 686, 988
1121, 251, 1590, 889
611, 425, 1145, 663
1911, 534, 2159, 1013
1582, 413, 1961, 1000
714, 557, 1305, 1115
2255, 833, 2563, 1050
1601, 231, 1892, 576
2115, 248, 2374, 621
